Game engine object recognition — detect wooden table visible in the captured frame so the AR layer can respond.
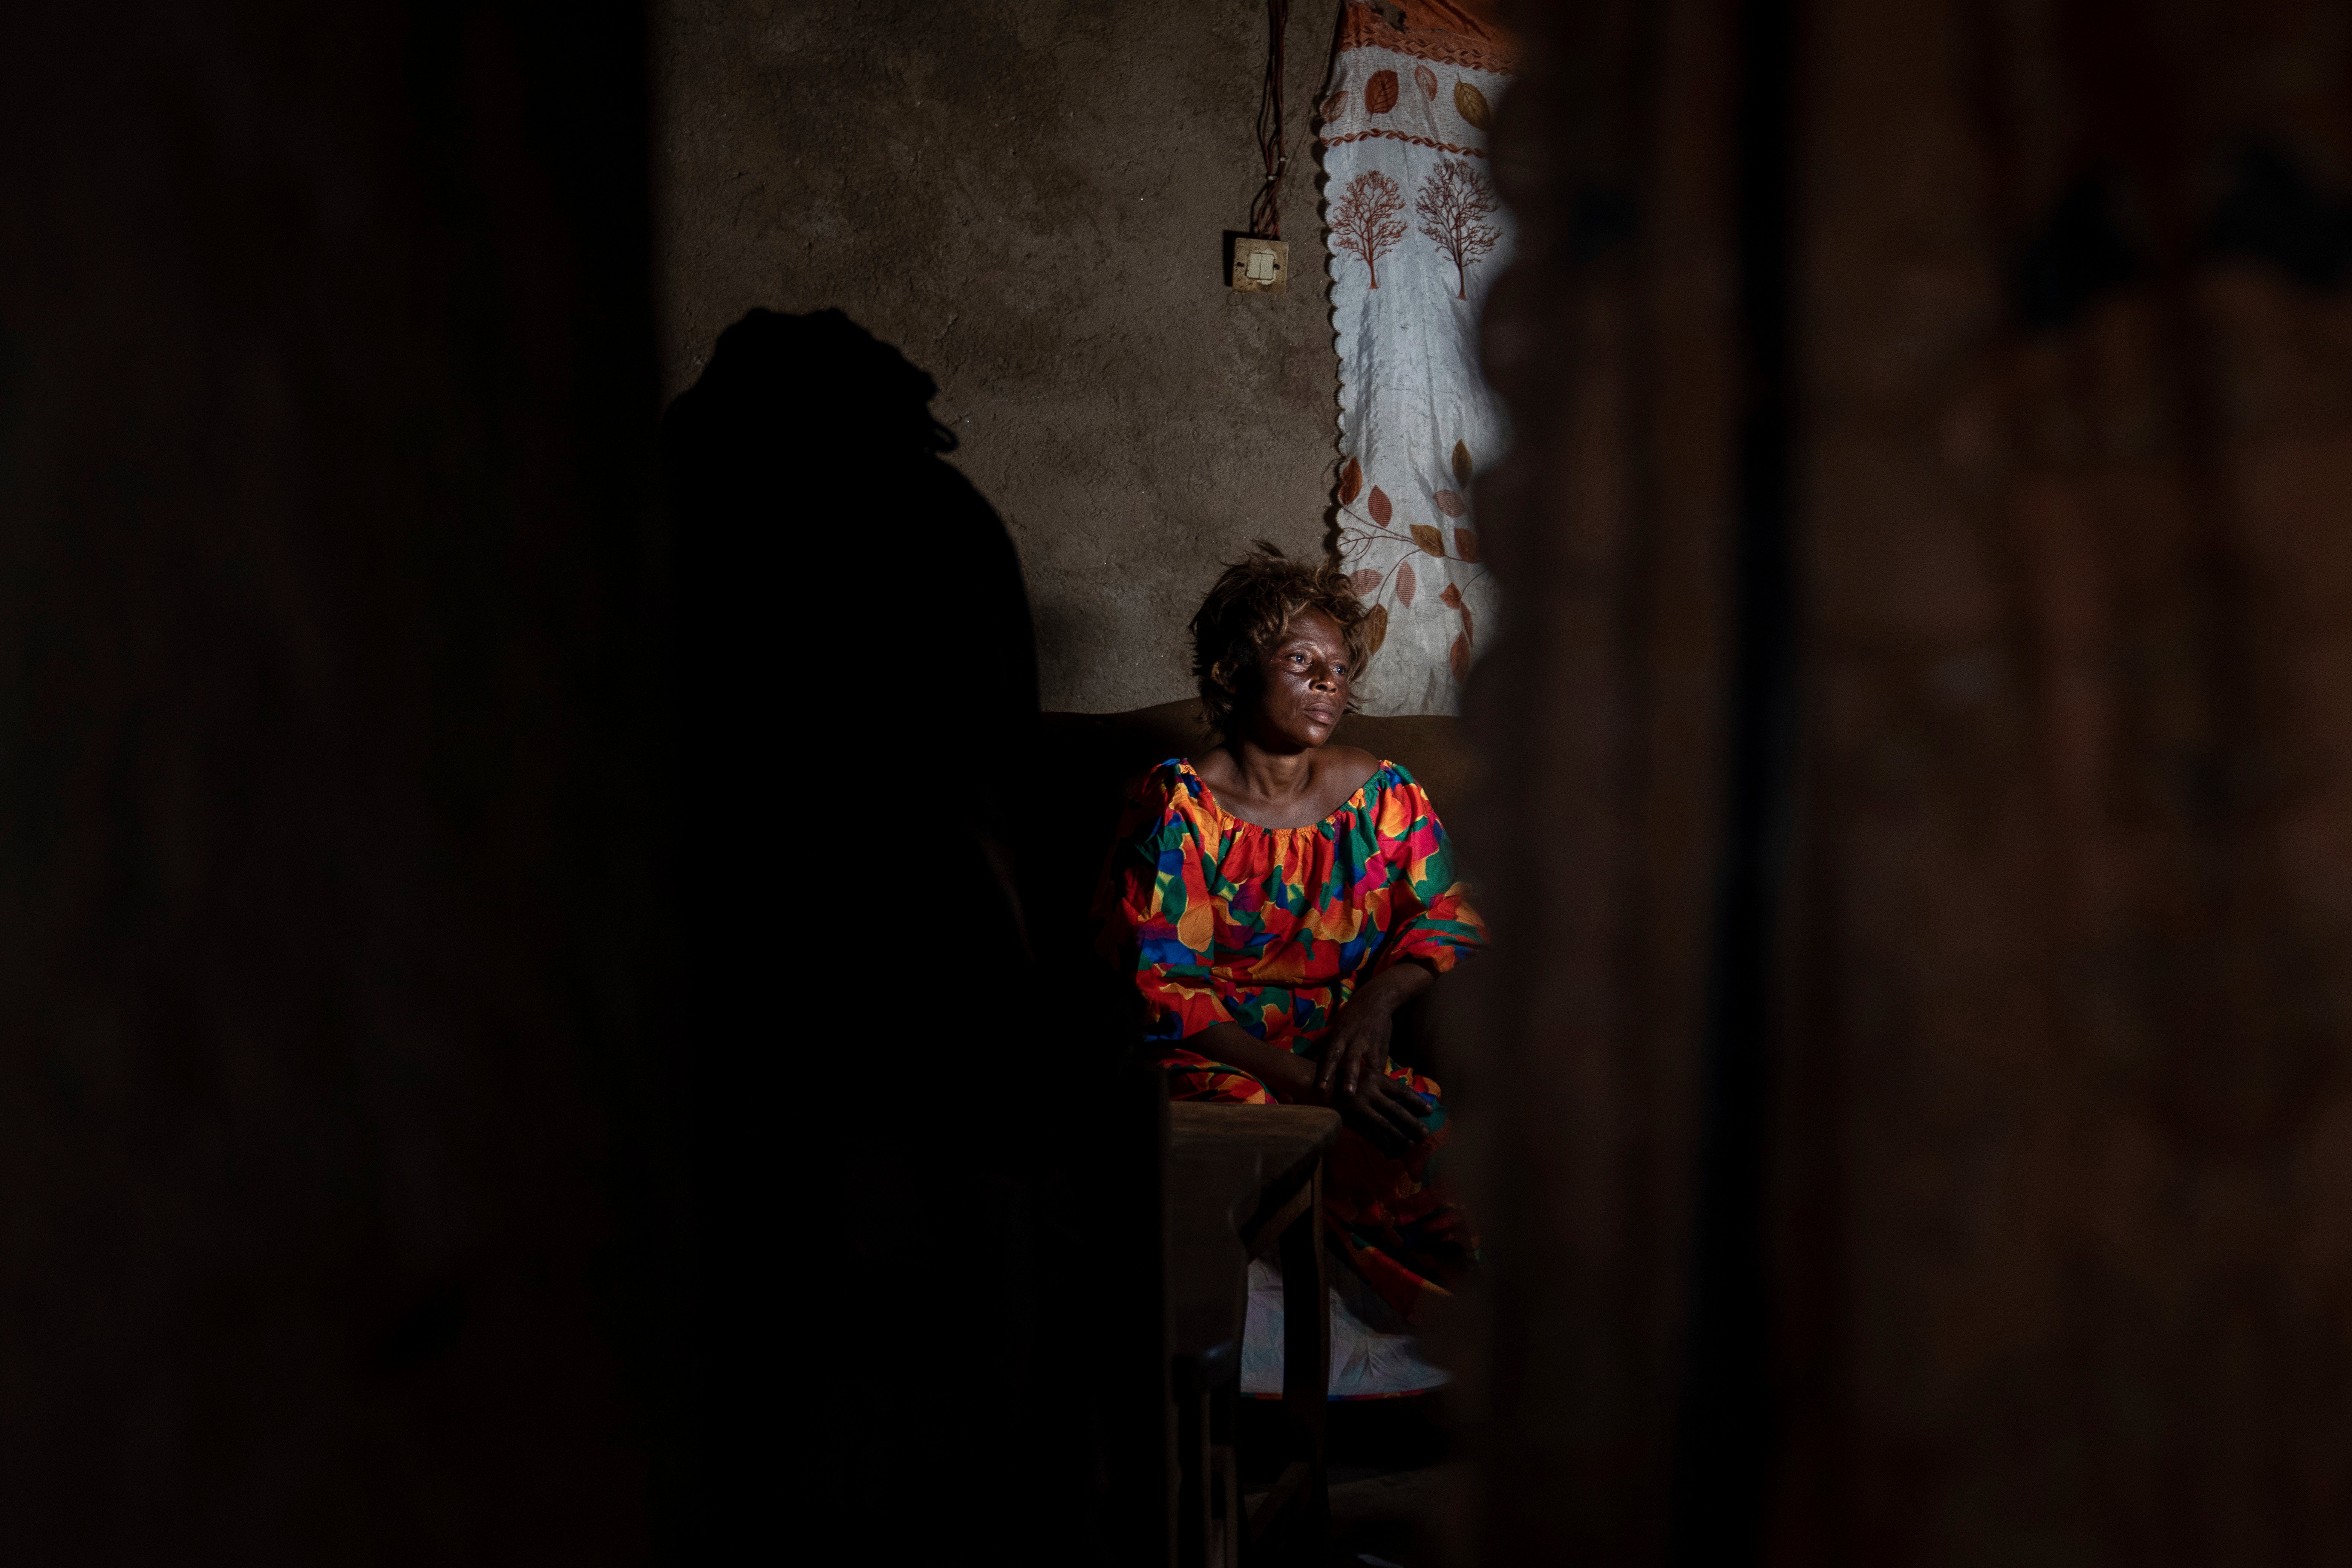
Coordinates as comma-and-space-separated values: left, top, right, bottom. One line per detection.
1165, 1102, 1341, 1567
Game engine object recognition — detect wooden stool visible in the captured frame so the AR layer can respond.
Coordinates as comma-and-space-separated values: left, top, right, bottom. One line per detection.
1166, 1103, 1340, 1566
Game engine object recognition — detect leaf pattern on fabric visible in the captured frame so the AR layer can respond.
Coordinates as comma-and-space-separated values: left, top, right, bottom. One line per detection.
1320, 87, 1349, 121
1366, 603, 1390, 654
1450, 632, 1471, 681
1339, 456, 1363, 504
1439, 582, 1462, 609
1321, 28, 1513, 715
1349, 568, 1381, 597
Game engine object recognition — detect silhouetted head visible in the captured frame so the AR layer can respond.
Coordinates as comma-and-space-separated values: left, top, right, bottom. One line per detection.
665, 307, 955, 469
661, 304, 1035, 796
1190, 543, 1374, 749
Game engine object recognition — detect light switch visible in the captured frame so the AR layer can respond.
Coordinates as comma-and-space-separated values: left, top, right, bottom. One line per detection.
1230, 237, 1289, 294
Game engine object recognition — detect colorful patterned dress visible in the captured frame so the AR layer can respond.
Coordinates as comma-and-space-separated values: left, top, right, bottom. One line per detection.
1093, 757, 1486, 1324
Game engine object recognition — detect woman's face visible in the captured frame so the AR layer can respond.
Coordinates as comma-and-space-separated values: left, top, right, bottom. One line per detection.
1243, 608, 1353, 751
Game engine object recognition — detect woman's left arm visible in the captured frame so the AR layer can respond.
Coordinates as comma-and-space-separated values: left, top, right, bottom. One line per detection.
1317, 776, 1488, 1100
1376, 779, 1487, 976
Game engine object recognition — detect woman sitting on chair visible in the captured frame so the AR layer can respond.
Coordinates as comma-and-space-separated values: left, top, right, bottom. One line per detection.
1093, 544, 1484, 1326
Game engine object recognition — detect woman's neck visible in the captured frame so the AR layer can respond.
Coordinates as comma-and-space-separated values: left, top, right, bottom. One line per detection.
1224, 734, 1316, 805
1194, 732, 1377, 830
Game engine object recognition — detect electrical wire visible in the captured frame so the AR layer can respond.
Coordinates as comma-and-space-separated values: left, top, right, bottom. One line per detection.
1249, 0, 1291, 240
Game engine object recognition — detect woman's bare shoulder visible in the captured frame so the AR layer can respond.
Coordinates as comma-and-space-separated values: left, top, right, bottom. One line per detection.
1318, 744, 1383, 797
1187, 743, 1238, 789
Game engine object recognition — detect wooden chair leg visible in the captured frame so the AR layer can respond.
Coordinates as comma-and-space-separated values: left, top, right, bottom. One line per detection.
1210, 1381, 1240, 1568
1275, 1164, 1329, 1556
1178, 1379, 1209, 1568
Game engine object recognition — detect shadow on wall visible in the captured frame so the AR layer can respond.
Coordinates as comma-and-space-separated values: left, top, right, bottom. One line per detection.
657, 302, 1037, 1371
662, 306, 1039, 764
658, 309, 1125, 1557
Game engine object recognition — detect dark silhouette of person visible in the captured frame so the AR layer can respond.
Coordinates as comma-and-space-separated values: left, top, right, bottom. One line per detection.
663, 309, 1089, 1556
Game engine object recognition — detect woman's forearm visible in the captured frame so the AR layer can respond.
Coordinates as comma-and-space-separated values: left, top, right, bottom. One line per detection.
1184, 961, 1438, 1100
1187, 1021, 1317, 1099
1355, 956, 1435, 1011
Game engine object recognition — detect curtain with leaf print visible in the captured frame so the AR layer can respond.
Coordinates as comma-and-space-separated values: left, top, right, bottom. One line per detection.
1318, 0, 1516, 714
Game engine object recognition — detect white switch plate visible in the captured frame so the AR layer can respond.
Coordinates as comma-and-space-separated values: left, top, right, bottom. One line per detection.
1231, 237, 1289, 294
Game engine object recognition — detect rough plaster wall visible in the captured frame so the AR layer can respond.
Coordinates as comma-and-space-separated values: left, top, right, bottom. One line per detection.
654, 0, 1347, 713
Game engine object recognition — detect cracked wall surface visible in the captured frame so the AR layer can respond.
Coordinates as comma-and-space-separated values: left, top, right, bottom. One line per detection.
655, 0, 1346, 713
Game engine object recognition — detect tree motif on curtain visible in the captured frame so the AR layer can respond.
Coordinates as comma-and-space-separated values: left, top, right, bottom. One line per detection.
1332, 170, 1408, 288
1415, 159, 1501, 300
1317, 0, 1516, 715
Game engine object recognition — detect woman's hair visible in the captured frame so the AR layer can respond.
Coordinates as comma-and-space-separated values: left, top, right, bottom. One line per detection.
1190, 541, 1375, 736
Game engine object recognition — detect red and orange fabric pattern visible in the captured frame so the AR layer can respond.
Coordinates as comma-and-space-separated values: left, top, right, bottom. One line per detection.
1093, 757, 1486, 1325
